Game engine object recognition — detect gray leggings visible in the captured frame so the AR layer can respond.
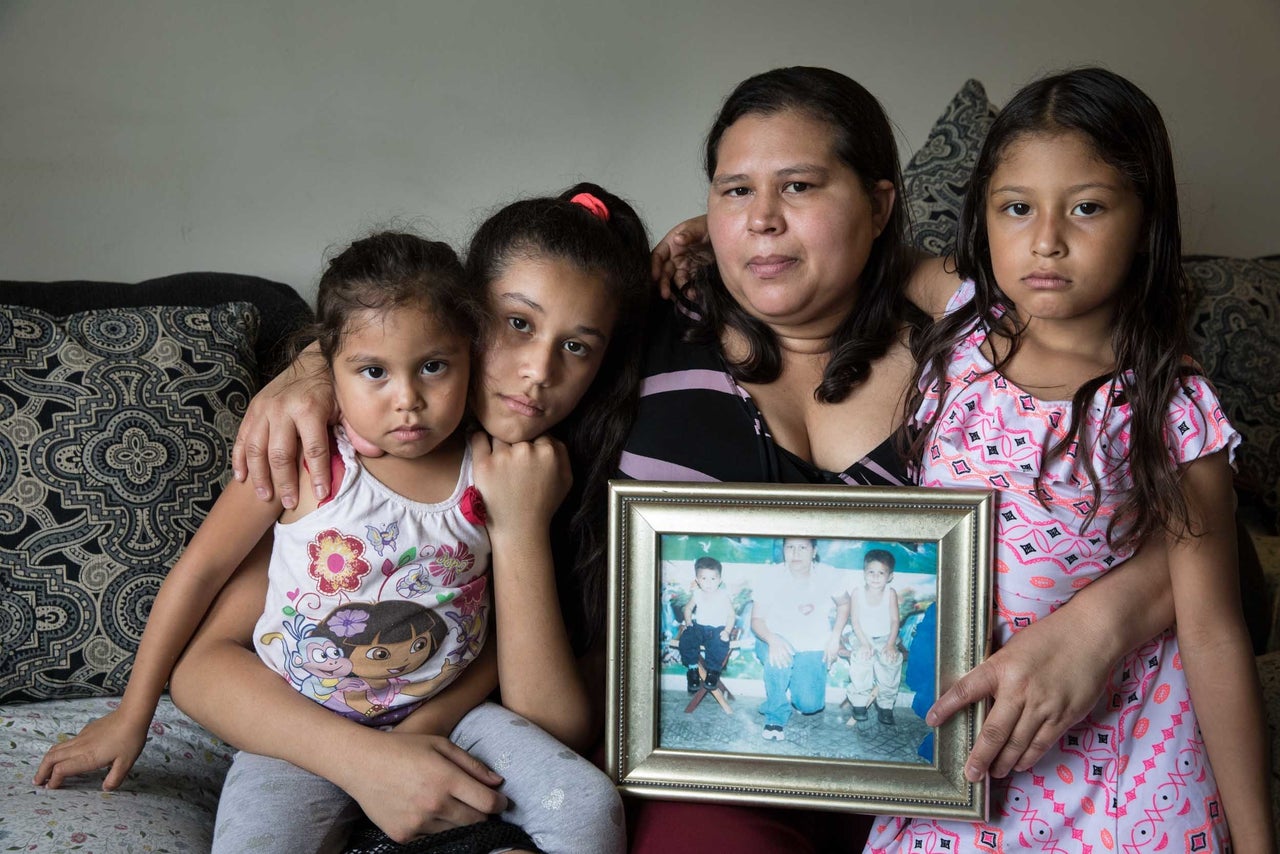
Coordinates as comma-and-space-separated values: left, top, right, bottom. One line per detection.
211, 702, 625, 854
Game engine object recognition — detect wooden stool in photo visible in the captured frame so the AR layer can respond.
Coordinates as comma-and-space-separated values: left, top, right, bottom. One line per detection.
681, 626, 740, 715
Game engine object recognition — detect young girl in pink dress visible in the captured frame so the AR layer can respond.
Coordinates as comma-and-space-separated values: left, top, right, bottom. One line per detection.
867, 68, 1271, 852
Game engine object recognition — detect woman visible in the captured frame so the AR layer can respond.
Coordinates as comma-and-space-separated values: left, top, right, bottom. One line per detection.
229, 68, 1175, 853
748, 538, 847, 740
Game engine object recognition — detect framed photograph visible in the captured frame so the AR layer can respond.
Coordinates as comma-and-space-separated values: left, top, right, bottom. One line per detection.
606, 481, 993, 821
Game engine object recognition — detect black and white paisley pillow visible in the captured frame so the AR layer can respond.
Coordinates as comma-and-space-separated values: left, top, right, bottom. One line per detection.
1185, 256, 1280, 527
902, 79, 997, 258
0, 302, 259, 702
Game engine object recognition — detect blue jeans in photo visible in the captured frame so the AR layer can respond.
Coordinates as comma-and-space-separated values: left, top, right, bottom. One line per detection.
757, 642, 828, 728
679, 623, 730, 669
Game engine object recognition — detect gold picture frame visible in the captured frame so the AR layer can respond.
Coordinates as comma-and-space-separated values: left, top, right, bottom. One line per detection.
606, 481, 993, 821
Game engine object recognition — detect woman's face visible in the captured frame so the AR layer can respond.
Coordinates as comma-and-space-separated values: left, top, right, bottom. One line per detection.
706, 110, 895, 337
472, 256, 618, 444
782, 538, 816, 572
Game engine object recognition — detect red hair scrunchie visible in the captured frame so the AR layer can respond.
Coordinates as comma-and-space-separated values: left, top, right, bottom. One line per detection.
569, 192, 610, 222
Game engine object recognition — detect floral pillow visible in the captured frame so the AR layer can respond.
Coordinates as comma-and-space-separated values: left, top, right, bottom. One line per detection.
0, 302, 259, 702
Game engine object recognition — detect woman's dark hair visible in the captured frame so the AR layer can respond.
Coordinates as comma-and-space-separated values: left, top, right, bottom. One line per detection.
305, 231, 483, 365
911, 66, 1190, 550
688, 65, 926, 403
466, 182, 651, 651
775, 537, 820, 564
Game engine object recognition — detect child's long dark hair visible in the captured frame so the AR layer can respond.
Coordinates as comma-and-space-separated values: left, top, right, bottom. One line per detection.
466, 182, 651, 652
688, 66, 927, 403
304, 231, 484, 365
909, 67, 1191, 550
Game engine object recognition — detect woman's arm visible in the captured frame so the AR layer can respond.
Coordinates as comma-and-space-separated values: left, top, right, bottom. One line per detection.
905, 254, 961, 318
826, 596, 850, 665
929, 527, 1175, 781
231, 340, 336, 509
750, 600, 794, 668
167, 540, 508, 844
35, 478, 282, 790
468, 432, 594, 751
1171, 452, 1272, 852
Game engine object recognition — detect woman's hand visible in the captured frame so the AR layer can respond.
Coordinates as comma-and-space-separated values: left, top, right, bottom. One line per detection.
927, 613, 1115, 783
767, 638, 795, 668
231, 343, 335, 509
469, 432, 572, 537
336, 731, 508, 843
930, 529, 1173, 782
650, 215, 712, 299
823, 634, 843, 665
34, 710, 149, 791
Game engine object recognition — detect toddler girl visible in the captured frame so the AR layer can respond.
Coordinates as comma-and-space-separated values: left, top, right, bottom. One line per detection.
868, 67, 1270, 852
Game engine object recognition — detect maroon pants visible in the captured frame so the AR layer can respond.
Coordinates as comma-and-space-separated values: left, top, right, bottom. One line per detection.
627, 798, 872, 853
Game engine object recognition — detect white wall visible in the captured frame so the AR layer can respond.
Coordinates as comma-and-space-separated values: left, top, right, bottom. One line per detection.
2, 0, 1277, 300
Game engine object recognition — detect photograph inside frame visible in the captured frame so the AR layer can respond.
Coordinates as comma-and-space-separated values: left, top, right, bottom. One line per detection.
657, 534, 938, 765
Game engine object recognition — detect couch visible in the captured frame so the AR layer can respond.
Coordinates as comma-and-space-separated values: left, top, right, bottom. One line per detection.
0, 273, 312, 852
2, 80, 1278, 852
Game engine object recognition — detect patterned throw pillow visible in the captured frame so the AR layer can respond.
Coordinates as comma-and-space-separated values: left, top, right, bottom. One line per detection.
0, 302, 259, 702
902, 79, 997, 257
1185, 256, 1280, 527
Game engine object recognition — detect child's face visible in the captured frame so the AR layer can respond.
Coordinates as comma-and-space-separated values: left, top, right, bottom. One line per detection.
985, 130, 1144, 330
473, 257, 618, 444
333, 304, 470, 459
346, 629, 437, 682
695, 567, 721, 590
863, 560, 892, 591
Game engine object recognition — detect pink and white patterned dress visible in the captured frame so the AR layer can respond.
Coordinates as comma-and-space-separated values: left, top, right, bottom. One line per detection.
866, 282, 1240, 853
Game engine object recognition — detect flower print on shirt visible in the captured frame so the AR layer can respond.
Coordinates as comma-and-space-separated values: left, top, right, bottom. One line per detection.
428, 541, 477, 586
307, 528, 372, 595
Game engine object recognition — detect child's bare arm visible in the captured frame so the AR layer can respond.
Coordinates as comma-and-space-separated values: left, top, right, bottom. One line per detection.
35, 478, 281, 789
884, 590, 901, 658
1171, 451, 1272, 852
682, 593, 696, 626
469, 432, 593, 750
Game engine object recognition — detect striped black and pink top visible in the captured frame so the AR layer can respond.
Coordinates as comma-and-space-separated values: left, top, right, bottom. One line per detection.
617, 304, 912, 487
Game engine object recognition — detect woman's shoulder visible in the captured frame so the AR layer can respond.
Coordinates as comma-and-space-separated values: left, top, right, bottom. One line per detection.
640, 299, 726, 378
905, 254, 962, 319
